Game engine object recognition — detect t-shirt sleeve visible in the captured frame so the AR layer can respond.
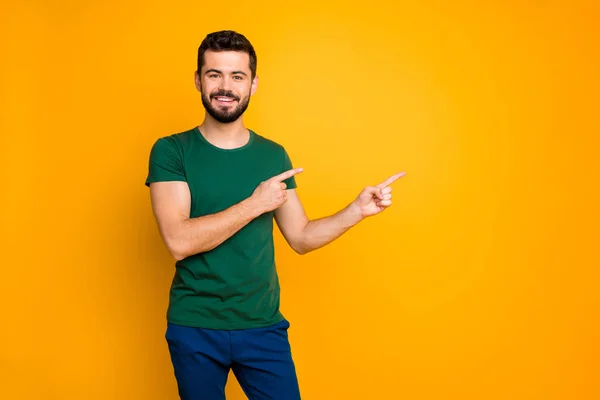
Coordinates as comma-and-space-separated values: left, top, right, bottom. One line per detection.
145, 136, 186, 186
282, 149, 298, 190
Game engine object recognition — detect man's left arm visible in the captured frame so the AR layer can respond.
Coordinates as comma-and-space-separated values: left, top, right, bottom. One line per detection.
274, 171, 406, 255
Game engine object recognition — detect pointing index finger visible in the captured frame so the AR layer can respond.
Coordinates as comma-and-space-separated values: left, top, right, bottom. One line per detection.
377, 171, 406, 188
272, 167, 304, 182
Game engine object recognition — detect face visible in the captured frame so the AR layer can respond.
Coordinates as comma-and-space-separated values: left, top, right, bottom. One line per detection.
195, 50, 258, 123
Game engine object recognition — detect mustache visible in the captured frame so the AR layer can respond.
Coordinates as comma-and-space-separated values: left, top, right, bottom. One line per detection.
210, 90, 240, 101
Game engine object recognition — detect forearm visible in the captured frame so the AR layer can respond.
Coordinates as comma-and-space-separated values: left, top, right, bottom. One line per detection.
169, 198, 261, 260
297, 202, 364, 254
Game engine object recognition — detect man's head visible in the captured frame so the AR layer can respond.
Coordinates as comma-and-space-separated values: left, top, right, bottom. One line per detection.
195, 30, 258, 124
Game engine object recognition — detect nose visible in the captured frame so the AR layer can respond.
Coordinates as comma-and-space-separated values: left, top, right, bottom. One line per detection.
219, 76, 232, 90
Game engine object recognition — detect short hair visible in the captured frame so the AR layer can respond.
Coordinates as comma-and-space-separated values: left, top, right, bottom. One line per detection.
197, 30, 257, 78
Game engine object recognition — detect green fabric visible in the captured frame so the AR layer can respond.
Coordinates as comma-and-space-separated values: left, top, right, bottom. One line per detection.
145, 127, 297, 330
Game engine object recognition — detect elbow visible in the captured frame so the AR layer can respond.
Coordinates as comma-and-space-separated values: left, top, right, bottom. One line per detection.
294, 248, 307, 256
290, 232, 315, 255
167, 237, 210, 260
166, 238, 189, 261
292, 241, 311, 256
169, 247, 188, 262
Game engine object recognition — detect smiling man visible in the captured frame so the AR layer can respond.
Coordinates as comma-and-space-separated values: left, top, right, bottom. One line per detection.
145, 30, 405, 400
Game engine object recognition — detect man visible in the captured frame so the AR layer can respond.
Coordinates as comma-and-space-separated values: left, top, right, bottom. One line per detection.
145, 30, 405, 400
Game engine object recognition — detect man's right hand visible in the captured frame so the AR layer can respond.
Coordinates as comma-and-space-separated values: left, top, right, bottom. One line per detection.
248, 168, 304, 214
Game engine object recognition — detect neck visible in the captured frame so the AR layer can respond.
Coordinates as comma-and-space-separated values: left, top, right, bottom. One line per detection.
198, 114, 249, 149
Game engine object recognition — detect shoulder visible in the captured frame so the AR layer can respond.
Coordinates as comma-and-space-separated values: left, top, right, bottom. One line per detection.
149, 127, 197, 154
251, 130, 289, 154
154, 127, 197, 146
251, 131, 296, 178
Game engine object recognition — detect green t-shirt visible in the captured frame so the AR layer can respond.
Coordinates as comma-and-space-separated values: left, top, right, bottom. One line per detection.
145, 126, 297, 330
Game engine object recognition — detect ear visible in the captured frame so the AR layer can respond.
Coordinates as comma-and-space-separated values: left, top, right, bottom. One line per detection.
194, 70, 202, 92
250, 75, 259, 96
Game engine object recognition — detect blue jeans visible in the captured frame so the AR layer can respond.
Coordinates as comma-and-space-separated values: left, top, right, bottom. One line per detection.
165, 319, 301, 399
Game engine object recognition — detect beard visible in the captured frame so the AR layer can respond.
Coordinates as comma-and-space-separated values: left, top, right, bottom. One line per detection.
201, 89, 251, 123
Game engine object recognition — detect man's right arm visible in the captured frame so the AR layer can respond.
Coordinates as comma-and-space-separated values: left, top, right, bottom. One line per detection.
148, 167, 303, 261
149, 181, 262, 261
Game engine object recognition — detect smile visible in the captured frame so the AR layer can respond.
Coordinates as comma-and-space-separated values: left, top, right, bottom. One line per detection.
213, 96, 237, 104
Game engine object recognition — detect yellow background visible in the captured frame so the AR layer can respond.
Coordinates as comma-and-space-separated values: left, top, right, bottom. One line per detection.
1, 0, 599, 399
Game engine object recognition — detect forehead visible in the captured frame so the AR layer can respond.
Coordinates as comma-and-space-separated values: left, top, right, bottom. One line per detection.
202, 50, 251, 73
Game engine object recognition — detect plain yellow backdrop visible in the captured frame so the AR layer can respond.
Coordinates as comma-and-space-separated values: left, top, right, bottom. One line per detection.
1, 0, 599, 399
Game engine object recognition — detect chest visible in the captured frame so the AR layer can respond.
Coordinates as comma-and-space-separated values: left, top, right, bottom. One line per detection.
184, 152, 282, 217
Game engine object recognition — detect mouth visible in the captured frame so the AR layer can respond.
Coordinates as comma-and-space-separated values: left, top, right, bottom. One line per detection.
212, 96, 238, 106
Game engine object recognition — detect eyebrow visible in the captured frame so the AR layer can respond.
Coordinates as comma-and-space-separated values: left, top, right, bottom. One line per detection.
204, 69, 248, 77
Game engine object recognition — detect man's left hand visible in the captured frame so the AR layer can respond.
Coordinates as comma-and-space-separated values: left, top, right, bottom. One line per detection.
351, 171, 406, 219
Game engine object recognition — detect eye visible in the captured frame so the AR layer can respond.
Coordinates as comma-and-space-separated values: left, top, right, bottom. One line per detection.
233, 75, 243, 80
208, 73, 219, 78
